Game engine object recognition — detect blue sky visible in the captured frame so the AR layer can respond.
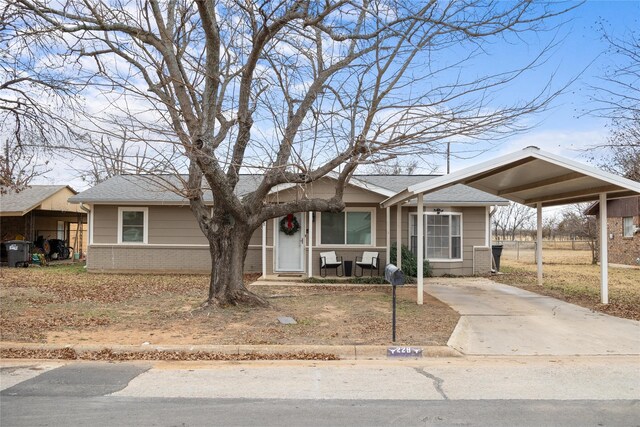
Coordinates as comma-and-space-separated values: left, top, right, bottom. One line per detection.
33, 1, 638, 189
441, 0, 640, 173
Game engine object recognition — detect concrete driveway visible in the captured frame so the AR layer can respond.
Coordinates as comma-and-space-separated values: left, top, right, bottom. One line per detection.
427, 278, 640, 356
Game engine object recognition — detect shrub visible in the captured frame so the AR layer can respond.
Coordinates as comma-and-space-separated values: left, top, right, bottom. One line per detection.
389, 243, 432, 278
346, 276, 388, 284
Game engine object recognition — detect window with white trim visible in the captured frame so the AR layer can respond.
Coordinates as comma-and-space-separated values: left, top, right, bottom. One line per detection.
623, 217, 634, 238
319, 209, 374, 245
410, 212, 462, 260
118, 207, 148, 244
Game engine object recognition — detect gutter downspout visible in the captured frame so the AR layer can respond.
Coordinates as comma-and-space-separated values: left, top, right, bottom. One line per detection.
79, 203, 91, 265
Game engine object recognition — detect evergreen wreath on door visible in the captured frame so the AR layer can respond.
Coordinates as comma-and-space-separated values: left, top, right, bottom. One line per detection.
279, 214, 300, 236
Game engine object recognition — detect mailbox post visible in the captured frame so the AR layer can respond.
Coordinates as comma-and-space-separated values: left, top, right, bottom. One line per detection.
384, 264, 405, 342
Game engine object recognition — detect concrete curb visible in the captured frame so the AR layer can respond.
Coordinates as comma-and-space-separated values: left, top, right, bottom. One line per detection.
0, 342, 462, 360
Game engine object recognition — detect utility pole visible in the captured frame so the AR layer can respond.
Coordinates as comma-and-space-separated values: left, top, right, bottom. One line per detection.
446, 142, 451, 174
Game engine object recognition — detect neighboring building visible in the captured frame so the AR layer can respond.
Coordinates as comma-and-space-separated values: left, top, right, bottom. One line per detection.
69, 174, 508, 276
586, 196, 640, 266
0, 185, 88, 256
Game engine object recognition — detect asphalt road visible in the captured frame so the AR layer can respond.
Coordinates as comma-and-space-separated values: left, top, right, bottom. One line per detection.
1, 359, 639, 426
2, 396, 639, 426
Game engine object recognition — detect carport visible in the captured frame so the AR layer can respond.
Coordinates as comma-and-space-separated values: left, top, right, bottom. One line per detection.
0, 185, 87, 258
382, 146, 640, 304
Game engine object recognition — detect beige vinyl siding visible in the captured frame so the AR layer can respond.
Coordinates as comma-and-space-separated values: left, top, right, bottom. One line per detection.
248, 225, 263, 246
87, 245, 264, 273
459, 206, 487, 274
88, 245, 211, 273
271, 178, 387, 204
245, 247, 263, 272
93, 205, 118, 244
147, 206, 208, 245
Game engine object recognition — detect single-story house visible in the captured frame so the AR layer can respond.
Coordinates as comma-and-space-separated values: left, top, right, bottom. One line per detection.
69, 174, 508, 276
1, 185, 88, 257
586, 196, 640, 266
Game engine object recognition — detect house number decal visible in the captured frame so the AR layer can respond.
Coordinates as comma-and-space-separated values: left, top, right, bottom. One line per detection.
387, 347, 423, 357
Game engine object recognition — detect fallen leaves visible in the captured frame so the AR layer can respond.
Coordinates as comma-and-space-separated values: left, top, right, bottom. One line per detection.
0, 314, 111, 341
493, 262, 640, 321
0, 265, 459, 346
0, 347, 340, 361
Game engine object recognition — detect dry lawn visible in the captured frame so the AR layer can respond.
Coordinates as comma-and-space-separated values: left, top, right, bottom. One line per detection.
0, 264, 458, 346
494, 249, 640, 320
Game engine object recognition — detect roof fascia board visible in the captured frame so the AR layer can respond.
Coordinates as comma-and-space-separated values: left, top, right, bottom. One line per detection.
268, 183, 297, 194
71, 200, 205, 206
381, 189, 413, 208
0, 211, 29, 217
403, 201, 510, 207
348, 177, 395, 197
320, 171, 395, 197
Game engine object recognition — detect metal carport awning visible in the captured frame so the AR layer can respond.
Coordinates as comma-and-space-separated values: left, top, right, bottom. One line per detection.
381, 146, 640, 305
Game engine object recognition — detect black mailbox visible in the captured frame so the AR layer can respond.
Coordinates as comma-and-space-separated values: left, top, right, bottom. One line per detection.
384, 264, 405, 286
385, 263, 405, 343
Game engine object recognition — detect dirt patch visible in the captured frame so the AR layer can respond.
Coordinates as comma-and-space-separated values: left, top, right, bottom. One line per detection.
0, 265, 458, 346
493, 250, 640, 321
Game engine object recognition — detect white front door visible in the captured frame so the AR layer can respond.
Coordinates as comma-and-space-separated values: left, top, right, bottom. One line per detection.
275, 213, 305, 272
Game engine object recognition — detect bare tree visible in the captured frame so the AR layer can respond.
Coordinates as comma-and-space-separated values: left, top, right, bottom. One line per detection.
599, 115, 640, 181
10, 1, 576, 306
368, 159, 420, 175
0, 3, 82, 191
588, 21, 639, 181
0, 136, 50, 190
492, 202, 535, 241
557, 203, 597, 264
66, 132, 183, 185
542, 215, 559, 240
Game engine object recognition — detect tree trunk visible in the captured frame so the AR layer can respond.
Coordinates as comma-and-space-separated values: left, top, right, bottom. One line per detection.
589, 239, 597, 265
205, 222, 267, 307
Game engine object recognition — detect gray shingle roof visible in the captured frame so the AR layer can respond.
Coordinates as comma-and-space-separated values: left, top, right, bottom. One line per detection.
69, 174, 507, 205
352, 175, 437, 192
352, 175, 507, 204
0, 185, 76, 215
68, 175, 207, 204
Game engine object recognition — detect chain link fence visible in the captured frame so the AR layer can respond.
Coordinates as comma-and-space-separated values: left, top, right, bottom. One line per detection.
495, 240, 595, 264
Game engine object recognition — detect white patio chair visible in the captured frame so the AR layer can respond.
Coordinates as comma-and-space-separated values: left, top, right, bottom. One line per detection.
319, 251, 344, 277
355, 251, 380, 277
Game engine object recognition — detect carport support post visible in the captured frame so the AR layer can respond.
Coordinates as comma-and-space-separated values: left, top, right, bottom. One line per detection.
417, 193, 424, 305
599, 193, 609, 304
386, 207, 391, 265
536, 202, 543, 285
396, 205, 402, 271
308, 211, 313, 278
261, 222, 267, 278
